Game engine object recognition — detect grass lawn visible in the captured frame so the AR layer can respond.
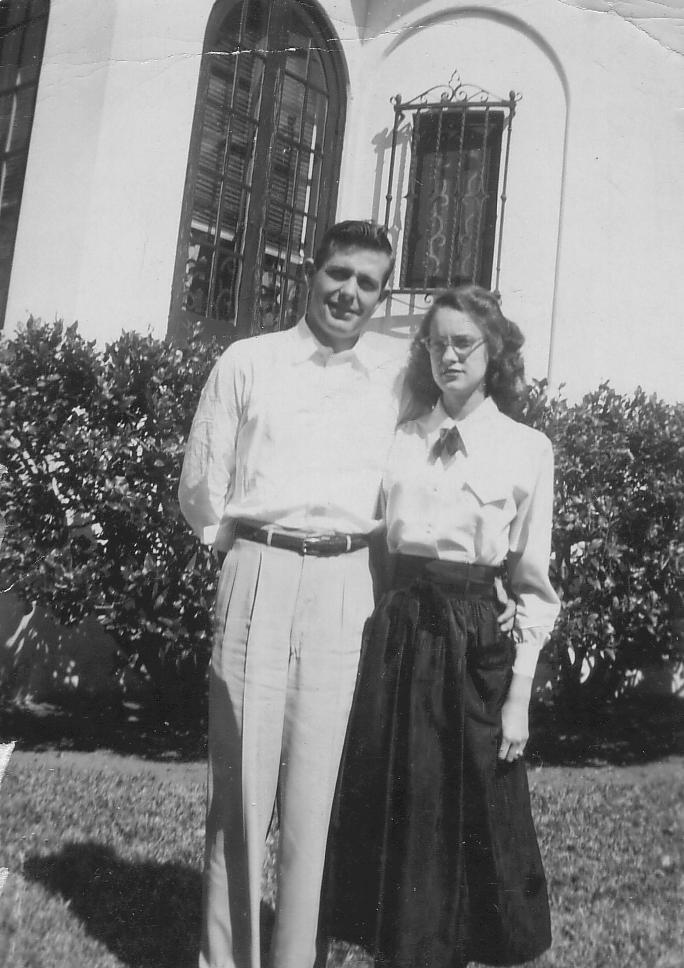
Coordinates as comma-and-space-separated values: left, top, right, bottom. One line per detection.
1, 703, 683, 968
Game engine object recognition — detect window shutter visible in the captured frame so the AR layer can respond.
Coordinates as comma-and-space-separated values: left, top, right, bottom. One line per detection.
170, 0, 346, 340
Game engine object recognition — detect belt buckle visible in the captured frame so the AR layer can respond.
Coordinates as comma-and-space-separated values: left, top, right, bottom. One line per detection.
301, 536, 324, 556
301, 534, 332, 556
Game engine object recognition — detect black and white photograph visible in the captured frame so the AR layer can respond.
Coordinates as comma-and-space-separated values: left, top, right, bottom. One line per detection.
0, 2, 682, 966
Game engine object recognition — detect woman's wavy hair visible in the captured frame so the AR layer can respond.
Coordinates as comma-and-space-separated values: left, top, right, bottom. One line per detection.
401, 285, 526, 421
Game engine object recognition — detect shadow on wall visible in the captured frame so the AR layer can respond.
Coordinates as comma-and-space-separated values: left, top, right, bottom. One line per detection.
0, 591, 144, 704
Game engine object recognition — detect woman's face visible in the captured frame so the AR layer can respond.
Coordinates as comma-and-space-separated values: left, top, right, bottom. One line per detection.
427, 306, 489, 414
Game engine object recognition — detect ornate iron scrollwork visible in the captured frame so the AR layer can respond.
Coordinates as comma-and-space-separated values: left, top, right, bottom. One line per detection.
384, 70, 521, 300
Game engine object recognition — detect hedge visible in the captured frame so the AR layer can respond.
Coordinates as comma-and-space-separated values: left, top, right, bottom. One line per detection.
522, 380, 683, 710
0, 320, 223, 715
0, 320, 682, 717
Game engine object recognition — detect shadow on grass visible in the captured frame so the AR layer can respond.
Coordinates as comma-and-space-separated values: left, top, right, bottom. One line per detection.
0, 699, 208, 761
2, 694, 683, 767
23, 842, 276, 968
527, 694, 684, 767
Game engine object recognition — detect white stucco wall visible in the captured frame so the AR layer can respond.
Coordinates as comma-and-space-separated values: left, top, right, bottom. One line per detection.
6, 0, 216, 341
341, 8, 566, 383
353, 0, 684, 398
5, 0, 116, 327
4, 0, 684, 399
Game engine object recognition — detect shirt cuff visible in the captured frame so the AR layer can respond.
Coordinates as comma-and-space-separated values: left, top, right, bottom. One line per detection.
512, 626, 549, 678
201, 524, 220, 546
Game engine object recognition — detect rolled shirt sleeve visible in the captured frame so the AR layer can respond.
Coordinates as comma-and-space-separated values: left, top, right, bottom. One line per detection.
507, 436, 560, 676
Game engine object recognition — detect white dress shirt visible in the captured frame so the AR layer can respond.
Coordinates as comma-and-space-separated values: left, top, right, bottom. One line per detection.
384, 397, 560, 676
178, 319, 405, 551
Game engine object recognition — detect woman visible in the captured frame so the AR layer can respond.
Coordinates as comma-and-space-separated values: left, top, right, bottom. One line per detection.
322, 285, 560, 968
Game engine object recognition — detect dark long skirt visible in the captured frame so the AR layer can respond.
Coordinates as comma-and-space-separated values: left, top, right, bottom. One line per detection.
321, 557, 551, 968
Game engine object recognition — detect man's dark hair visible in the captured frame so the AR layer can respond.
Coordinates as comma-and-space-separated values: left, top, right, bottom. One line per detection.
313, 220, 395, 285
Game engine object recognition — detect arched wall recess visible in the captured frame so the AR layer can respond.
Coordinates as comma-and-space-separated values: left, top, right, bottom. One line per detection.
354, 7, 569, 381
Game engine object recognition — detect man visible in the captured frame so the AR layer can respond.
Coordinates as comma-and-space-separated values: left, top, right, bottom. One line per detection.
180, 221, 404, 968
180, 221, 513, 968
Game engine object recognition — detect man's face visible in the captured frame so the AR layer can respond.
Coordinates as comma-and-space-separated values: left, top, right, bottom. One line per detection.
305, 245, 390, 351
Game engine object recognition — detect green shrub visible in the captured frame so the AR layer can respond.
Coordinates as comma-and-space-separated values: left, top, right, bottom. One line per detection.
0, 322, 681, 717
0, 319, 223, 716
521, 380, 684, 714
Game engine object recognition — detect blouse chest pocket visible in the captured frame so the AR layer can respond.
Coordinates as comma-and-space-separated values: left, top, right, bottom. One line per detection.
460, 469, 514, 564
463, 467, 512, 510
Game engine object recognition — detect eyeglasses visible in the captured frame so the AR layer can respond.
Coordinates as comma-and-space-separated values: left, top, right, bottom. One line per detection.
420, 336, 486, 360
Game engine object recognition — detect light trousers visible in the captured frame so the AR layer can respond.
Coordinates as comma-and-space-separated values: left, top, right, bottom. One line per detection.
199, 538, 374, 968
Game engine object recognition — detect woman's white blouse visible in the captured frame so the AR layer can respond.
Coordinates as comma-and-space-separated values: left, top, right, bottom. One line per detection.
384, 397, 560, 677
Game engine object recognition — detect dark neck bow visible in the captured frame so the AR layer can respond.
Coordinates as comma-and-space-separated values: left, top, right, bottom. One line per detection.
430, 425, 462, 463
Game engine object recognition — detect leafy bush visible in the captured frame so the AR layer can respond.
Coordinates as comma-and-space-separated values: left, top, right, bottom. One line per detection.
0, 319, 223, 716
521, 380, 684, 713
0, 322, 681, 717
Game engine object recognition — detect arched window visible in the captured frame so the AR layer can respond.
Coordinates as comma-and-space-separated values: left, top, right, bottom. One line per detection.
170, 0, 346, 339
0, 0, 49, 328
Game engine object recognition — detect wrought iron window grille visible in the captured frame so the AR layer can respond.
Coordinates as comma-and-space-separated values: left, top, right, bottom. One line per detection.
383, 71, 521, 304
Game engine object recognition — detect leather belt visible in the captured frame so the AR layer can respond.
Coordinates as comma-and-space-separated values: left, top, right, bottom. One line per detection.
393, 554, 501, 588
234, 522, 369, 557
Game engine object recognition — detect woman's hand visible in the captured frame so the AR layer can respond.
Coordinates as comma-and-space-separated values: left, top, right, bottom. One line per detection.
498, 673, 534, 762
494, 576, 517, 633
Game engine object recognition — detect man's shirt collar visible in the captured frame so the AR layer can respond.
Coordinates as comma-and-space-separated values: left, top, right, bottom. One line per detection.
291, 317, 384, 373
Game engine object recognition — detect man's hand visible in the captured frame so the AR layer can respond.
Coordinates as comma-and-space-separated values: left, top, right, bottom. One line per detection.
494, 576, 517, 633
498, 673, 533, 762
